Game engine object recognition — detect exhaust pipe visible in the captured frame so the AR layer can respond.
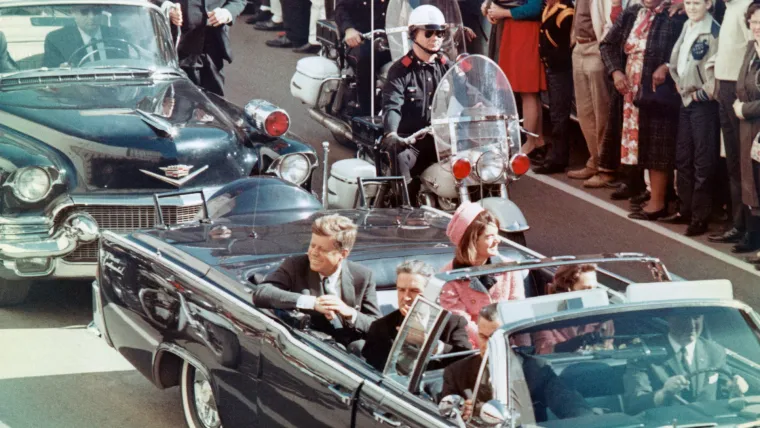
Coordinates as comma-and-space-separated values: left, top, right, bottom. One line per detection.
308, 108, 353, 142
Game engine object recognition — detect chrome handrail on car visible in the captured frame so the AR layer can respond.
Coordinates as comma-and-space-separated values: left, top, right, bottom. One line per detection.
152, 189, 212, 229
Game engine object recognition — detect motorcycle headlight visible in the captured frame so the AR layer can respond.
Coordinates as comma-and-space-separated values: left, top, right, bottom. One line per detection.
276, 153, 311, 185
475, 151, 506, 183
13, 167, 52, 203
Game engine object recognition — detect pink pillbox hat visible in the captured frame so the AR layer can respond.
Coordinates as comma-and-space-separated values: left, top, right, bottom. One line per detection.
446, 202, 486, 246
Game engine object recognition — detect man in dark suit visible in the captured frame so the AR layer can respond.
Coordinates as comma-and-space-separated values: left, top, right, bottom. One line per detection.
442, 304, 593, 422
0, 32, 17, 73
43, 5, 127, 68
362, 260, 472, 371
252, 214, 381, 344
154, 0, 245, 96
623, 314, 748, 415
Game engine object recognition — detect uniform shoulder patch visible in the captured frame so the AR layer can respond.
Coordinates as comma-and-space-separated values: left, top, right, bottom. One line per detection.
401, 55, 412, 67
711, 20, 720, 38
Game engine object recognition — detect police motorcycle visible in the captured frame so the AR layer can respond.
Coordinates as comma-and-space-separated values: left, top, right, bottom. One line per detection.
289, 0, 464, 148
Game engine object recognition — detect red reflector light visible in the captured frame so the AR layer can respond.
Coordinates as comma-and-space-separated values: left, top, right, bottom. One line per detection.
265, 111, 290, 137
452, 158, 472, 180
510, 153, 530, 176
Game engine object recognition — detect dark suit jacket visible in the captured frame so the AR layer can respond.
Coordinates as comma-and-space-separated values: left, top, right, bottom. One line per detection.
43, 25, 125, 68
442, 354, 593, 422
362, 309, 472, 371
0, 32, 17, 73
151, 0, 245, 63
623, 337, 729, 415
252, 254, 381, 336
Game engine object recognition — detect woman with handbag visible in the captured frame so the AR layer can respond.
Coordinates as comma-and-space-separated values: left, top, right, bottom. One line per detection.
731, 2, 760, 255
484, 0, 547, 162
599, 0, 686, 221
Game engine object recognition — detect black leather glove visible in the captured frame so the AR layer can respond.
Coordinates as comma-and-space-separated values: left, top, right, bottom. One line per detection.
380, 132, 414, 153
554, 331, 605, 353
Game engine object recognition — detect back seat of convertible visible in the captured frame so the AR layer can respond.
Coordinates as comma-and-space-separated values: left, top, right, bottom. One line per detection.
359, 247, 538, 315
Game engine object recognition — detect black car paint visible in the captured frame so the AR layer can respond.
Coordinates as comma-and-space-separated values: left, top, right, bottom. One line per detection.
0, 76, 315, 214
97, 209, 461, 427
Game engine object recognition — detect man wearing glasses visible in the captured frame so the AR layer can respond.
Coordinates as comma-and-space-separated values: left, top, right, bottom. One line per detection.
252, 214, 381, 345
381, 5, 451, 206
43, 5, 124, 68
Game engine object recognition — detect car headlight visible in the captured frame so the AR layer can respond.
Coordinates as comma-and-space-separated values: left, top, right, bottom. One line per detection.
13, 167, 52, 203
277, 153, 311, 185
475, 151, 505, 183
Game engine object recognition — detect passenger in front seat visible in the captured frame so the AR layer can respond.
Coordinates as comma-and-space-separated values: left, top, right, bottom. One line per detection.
362, 260, 472, 371
0, 32, 18, 73
441, 303, 594, 422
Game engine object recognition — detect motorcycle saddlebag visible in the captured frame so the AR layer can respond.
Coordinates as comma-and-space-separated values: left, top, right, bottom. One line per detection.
317, 19, 340, 48
291, 56, 340, 106
351, 116, 384, 146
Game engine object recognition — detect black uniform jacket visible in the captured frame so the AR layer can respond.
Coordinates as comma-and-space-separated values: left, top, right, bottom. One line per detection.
252, 255, 382, 336
0, 32, 17, 73
539, 0, 574, 71
362, 309, 472, 371
442, 353, 593, 421
152, 0, 245, 63
382, 50, 451, 136
334, 0, 389, 35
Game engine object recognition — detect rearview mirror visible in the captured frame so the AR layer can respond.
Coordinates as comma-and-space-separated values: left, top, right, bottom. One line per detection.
438, 394, 464, 418
480, 399, 510, 426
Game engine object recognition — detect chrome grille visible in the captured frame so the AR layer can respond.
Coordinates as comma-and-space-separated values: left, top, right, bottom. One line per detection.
60, 204, 203, 263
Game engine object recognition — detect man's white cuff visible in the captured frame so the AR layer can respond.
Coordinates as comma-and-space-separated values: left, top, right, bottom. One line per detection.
296, 295, 316, 310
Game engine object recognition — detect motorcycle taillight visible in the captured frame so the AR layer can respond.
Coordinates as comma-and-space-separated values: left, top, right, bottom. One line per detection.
510, 153, 530, 176
265, 111, 290, 137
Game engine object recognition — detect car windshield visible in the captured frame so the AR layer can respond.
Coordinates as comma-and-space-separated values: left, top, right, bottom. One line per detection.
0, 3, 175, 76
496, 305, 760, 427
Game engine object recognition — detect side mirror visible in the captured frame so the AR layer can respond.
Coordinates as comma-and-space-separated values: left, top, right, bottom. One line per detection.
480, 400, 510, 425
438, 394, 464, 418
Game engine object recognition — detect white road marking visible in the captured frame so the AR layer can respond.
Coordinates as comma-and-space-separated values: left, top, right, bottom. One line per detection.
0, 328, 135, 381
526, 171, 760, 278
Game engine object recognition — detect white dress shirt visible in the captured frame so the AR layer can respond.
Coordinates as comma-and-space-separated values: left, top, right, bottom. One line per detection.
668, 334, 697, 368
78, 27, 107, 61
295, 263, 358, 324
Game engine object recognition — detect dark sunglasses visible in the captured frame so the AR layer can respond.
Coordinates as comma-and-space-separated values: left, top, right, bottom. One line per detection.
423, 29, 446, 38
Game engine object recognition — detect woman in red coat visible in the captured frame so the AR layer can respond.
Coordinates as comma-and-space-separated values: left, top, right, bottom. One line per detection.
440, 202, 525, 347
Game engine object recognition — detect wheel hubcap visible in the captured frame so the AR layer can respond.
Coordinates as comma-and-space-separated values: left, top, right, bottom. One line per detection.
193, 371, 221, 428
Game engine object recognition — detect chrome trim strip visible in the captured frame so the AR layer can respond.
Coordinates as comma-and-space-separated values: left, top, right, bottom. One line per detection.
0, 0, 160, 9
152, 343, 211, 388
92, 279, 114, 347
0, 212, 98, 260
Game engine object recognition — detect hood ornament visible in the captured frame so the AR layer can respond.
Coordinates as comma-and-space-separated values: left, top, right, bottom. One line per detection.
140, 164, 209, 187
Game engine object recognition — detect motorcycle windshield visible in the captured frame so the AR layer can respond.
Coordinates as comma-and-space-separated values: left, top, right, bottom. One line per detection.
430, 55, 521, 170
385, 0, 465, 62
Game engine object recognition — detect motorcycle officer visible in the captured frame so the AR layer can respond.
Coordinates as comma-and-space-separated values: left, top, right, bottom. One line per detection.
335, 0, 391, 116
381, 5, 451, 206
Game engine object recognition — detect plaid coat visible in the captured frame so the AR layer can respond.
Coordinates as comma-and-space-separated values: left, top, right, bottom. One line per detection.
598, 4, 686, 171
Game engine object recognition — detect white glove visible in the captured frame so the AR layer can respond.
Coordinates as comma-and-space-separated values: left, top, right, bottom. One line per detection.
208, 7, 232, 26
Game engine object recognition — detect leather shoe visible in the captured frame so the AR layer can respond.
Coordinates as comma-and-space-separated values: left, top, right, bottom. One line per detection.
628, 207, 668, 221
532, 162, 566, 174
659, 212, 691, 225
708, 227, 744, 243
610, 184, 632, 200
744, 252, 760, 264
266, 34, 294, 48
255, 20, 285, 31
526, 145, 547, 164
292, 43, 321, 54
630, 191, 651, 205
567, 167, 596, 180
732, 234, 760, 253
245, 10, 272, 24
685, 221, 708, 237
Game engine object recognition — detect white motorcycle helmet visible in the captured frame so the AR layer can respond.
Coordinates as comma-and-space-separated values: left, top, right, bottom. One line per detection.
407, 5, 447, 54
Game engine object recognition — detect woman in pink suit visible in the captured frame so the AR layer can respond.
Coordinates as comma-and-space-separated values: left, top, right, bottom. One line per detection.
533, 264, 615, 354
439, 202, 525, 347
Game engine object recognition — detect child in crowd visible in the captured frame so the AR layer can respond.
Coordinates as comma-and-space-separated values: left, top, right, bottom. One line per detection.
664, 0, 721, 236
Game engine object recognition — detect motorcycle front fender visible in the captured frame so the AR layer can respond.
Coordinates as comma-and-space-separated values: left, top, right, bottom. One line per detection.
479, 197, 529, 233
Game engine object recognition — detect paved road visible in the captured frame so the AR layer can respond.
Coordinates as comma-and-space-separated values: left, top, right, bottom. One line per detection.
1, 14, 758, 428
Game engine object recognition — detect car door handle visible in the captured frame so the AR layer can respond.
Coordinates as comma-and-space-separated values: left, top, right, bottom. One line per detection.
373, 411, 401, 427
327, 384, 352, 406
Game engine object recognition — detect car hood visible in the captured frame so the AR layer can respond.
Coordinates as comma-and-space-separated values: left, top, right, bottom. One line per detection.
0, 78, 256, 192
